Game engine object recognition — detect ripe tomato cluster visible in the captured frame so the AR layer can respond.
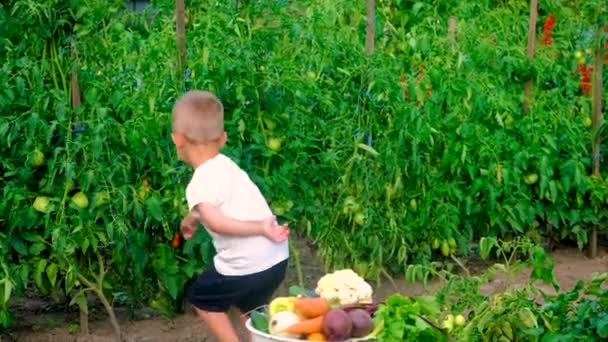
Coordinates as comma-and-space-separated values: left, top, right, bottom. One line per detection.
540, 13, 555, 46
399, 63, 431, 103
577, 63, 593, 96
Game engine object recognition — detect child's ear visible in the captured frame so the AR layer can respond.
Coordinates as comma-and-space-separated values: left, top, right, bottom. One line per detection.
171, 133, 185, 148
219, 131, 228, 146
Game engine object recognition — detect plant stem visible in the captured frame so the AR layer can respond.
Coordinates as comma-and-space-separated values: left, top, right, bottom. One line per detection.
79, 306, 89, 336
380, 267, 399, 292
75, 254, 121, 341
450, 254, 470, 277
289, 239, 304, 287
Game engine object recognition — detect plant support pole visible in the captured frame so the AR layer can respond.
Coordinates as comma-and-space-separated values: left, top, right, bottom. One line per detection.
70, 37, 87, 336
523, 0, 538, 112
176, 0, 187, 75
449, 16, 457, 52
590, 25, 605, 259
366, 0, 375, 55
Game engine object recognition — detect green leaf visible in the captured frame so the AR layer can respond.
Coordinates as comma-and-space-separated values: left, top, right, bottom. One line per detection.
29, 243, 46, 256
69, 290, 88, 314
479, 237, 495, 259
596, 315, 608, 339
46, 263, 58, 288
34, 259, 48, 291
164, 276, 180, 300
81, 238, 90, 254
3, 279, 13, 304
21, 232, 43, 243
413, 295, 440, 318
18, 264, 30, 287
90, 236, 98, 252
10, 237, 28, 256
145, 196, 163, 222
65, 267, 76, 293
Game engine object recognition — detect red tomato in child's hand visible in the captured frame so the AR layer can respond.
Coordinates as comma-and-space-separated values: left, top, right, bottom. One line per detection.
171, 234, 181, 248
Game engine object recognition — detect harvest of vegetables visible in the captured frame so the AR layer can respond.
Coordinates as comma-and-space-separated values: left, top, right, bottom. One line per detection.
247, 269, 449, 341
247, 269, 381, 341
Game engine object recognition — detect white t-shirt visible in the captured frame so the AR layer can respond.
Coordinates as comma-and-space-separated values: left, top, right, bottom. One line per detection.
185, 153, 289, 276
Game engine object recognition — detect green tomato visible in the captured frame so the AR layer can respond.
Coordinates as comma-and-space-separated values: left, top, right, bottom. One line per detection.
33, 196, 51, 213
72, 191, 89, 209
354, 212, 365, 226
31, 149, 45, 168
575, 50, 583, 59
443, 314, 455, 332
432, 238, 440, 250
524, 173, 538, 185
455, 314, 466, 326
448, 237, 457, 249
267, 138, 282, 151
409, 198, 418, 211
584, 117, 592, 128
440, 241, 450, 257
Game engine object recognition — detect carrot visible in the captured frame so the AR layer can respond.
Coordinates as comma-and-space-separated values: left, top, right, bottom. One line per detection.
307, 332, 326, 341
294, 297, 330, 318
285, 315, 324, 335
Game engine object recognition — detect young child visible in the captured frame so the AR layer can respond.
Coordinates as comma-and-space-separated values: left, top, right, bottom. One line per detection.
171, 90, 290, 342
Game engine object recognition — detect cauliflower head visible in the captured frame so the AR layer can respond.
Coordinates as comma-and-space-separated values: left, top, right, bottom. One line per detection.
315, 269, 373, 305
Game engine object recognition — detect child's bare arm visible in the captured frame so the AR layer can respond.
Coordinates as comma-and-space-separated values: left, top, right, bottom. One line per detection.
192, 203, 288, 241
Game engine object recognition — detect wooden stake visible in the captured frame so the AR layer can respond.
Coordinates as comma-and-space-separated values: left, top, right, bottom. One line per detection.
69, 37, 87, 336
523, 0, 538, 112
176, 0, 187, 74
449, 16, 457, 51
71, 69, 81, 110
365, 0, 375, 55
590, 25, 605, 258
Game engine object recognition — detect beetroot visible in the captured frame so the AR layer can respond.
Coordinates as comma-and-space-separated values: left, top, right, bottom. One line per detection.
347, 308, 373, 337
323, 309, 353, 341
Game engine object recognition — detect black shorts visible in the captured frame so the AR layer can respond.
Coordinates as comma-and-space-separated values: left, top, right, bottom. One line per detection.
186, 259, 288, 314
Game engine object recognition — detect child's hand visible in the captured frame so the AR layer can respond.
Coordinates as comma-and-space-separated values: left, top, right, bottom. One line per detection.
262, 216, 289, 242
180, 214, 199, 240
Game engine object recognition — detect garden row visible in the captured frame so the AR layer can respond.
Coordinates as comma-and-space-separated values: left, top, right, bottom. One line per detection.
0, 0, 607, 334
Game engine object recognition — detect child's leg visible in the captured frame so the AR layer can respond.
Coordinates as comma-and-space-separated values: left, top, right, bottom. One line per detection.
234, 308, 252, 342
186, 266, 244, 342
235, 260, 289, 341
194, 307, 240, 342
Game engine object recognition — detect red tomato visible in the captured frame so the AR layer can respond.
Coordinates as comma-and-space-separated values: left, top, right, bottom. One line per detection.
171, 234, 181, 248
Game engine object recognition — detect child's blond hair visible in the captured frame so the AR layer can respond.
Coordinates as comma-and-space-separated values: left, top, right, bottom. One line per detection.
172, 90, 224, 143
